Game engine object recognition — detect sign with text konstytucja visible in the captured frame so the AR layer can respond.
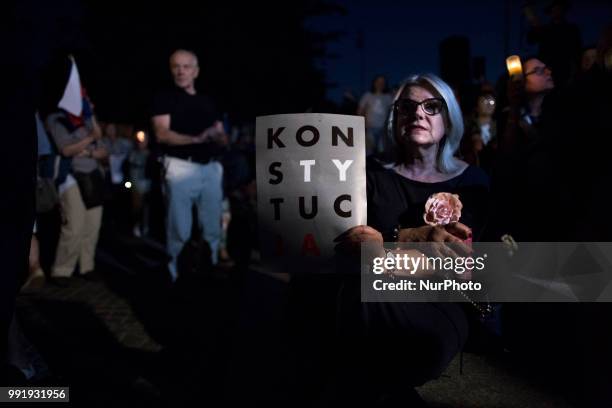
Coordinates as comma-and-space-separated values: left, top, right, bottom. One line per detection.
256, 114, 367, 274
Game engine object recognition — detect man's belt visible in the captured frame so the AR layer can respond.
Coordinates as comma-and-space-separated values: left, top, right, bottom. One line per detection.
168, 155, 216, 165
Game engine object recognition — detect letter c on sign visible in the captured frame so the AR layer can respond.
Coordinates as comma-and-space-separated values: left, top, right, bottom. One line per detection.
334, 194, 351, 218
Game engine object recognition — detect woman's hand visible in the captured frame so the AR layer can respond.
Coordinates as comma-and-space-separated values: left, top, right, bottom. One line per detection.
91, 146, 109, 160
398, 222, 472, 258
75, 148, 90, 158
334, 225, 383, 256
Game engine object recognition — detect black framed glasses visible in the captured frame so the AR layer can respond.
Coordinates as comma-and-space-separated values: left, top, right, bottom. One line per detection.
395, 98, 445, 116
525, 65, 551, 76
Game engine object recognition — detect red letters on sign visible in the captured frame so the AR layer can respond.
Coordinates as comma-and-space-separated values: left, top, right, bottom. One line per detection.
301, 233, 321, 256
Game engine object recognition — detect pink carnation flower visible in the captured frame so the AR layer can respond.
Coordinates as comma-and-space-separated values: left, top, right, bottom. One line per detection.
423, 192, 462, 226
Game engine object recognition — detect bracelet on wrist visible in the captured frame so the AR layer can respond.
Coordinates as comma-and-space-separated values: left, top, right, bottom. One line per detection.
383, 248, 397, 278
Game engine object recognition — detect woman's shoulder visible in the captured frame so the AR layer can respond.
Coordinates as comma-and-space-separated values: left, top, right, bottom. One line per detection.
45, 112, 72, 134
457, 162, 490, 188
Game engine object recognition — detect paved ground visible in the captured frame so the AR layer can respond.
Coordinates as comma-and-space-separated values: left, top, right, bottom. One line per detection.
12, 242, 578, 407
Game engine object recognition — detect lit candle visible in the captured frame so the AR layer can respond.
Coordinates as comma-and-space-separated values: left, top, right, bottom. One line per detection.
506, 55, 523, 80
136, 131, 146, 143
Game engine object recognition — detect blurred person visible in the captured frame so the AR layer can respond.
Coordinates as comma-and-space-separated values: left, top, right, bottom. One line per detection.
151, 49, 228, 281
500, 57, 555, 147
11, 227, 49, 381
524, 0, 582, 87
22, 227, 45, 290
358, 75, 393, 156
102, 123, 132, 185
549, 24, 612, 241
45, 91, 108, 282
461, 92, 497, 170
579, 45, 597, 74
34, 111, 63, 275
101, 122, 133, 232
7, 311, 49, 383
488, 56, 557, 242
128, 130, 152, 237
501, 29, 612, 406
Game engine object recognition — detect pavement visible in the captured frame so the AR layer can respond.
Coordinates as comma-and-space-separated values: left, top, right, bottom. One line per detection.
13, 241, 578, 407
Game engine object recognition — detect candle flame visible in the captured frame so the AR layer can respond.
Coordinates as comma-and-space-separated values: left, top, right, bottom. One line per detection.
506, 55, 523, 77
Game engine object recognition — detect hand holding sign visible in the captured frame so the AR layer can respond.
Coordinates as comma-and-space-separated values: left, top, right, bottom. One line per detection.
334, 225, 383, 255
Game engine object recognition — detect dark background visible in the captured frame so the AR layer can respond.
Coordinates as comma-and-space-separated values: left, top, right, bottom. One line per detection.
13, 0, 611, 127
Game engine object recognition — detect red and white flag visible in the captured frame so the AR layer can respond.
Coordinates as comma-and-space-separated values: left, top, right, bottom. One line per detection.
58, 56, 82, 116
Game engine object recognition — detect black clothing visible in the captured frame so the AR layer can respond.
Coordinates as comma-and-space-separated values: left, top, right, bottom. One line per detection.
490, 93, 563, 242
341, 160, 491, 398
289, 159, 489, 404
366, 159, 490, 240
151, 86, 222, 163
547, 66, 612, 240
352, 159, 490, 386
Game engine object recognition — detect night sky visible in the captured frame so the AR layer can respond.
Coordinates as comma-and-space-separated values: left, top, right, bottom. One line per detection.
307, 0, 611, 102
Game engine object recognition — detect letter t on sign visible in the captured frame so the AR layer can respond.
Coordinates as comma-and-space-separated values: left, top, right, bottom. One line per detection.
300, 160, 316, 182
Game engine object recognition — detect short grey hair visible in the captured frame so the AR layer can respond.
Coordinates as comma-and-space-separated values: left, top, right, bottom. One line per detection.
386, 73, 464, 173
169, 49, 199, 66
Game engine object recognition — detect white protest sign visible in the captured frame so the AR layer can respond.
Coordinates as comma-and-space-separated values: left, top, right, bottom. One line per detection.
256, 113, 367, 274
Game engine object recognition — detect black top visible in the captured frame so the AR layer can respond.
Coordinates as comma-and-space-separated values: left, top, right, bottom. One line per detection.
366, 159, 490, 240
151, 86, 222, 162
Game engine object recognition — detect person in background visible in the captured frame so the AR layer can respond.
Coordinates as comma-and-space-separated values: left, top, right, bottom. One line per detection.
102, 123, 132, 185
23, 227, 45, 290
579, 45, 598, 75
101, 122, 133, 233
488, 56, 557, 244
151, 49, 228, 281
524, 0, 582, 87
358, 75, 393, 156
128, 130, 152, 237
502, 29, 612, 406
46, 92, 108, 282
461, 91, 497, 171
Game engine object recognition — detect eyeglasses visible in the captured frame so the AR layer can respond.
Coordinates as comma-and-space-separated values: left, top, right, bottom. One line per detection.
395, 98, 445, 116
480, 96, 496, 106
525, 65, 551, 76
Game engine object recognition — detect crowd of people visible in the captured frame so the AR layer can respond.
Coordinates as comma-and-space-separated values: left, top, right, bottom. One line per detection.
26, 49, 256, 291
8, 0, 612, 405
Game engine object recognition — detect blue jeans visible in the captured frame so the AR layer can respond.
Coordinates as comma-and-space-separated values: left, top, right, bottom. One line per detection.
164, 157, 223, 280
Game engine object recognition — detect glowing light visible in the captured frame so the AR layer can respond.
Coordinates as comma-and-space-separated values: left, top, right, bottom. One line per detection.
136, 131, 146, 143
124, 181, 132, 189
506, 55, 523, 79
